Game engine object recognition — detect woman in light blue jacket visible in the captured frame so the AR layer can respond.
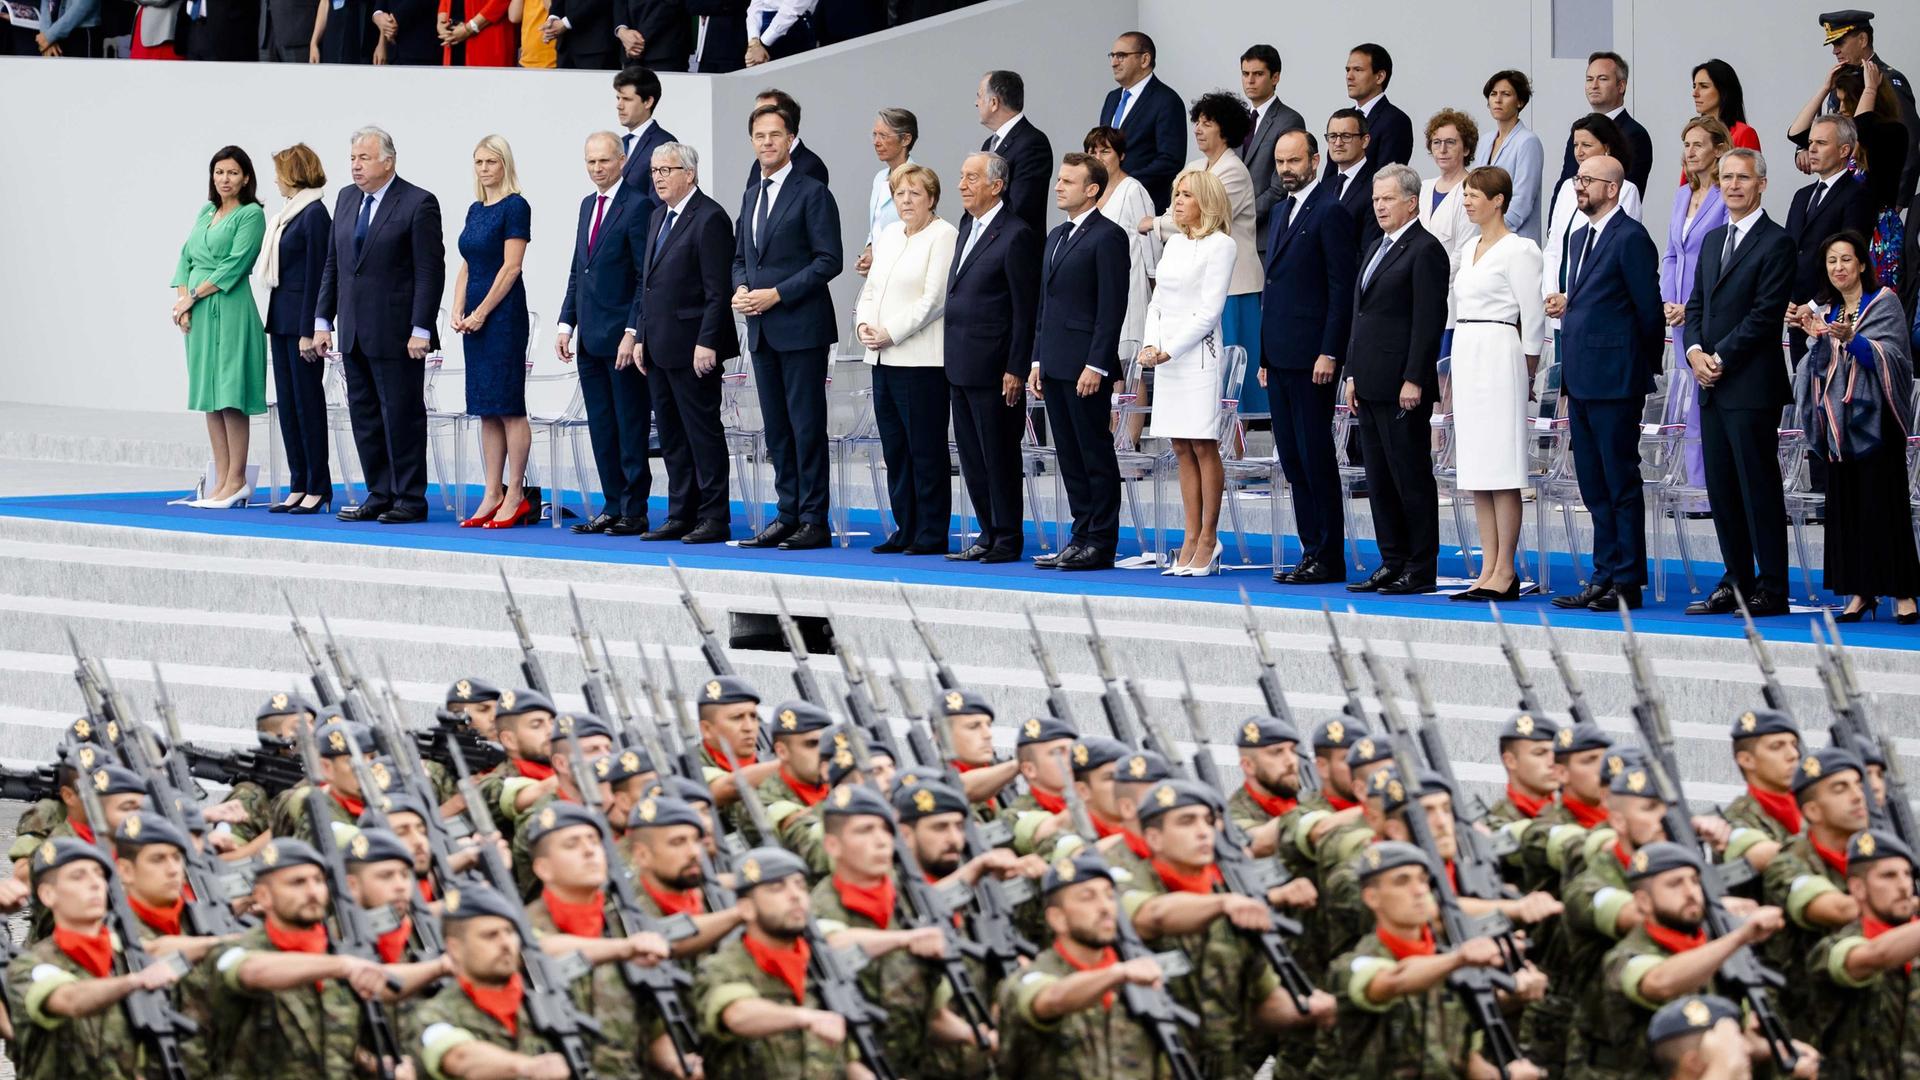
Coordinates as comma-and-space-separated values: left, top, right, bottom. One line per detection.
1483, 69, 1544, 244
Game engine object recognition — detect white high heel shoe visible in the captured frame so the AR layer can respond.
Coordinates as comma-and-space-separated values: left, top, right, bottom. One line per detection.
192, 490, 249, 509
1160, 551, 1190, 576
1182, 541, 1224, 578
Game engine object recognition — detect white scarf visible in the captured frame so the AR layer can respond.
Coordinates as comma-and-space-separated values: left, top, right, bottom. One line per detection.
261, 186, 327, 288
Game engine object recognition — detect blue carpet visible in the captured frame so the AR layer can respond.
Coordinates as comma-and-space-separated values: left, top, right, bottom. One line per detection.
0, 487, 1908, 652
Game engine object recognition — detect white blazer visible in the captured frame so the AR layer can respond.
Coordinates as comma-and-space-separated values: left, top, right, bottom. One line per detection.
1156, 152, 1262, 296
1142, 231, 1236, 368
855, 217, 958, 368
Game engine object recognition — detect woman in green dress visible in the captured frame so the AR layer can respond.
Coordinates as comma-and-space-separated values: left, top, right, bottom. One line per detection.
171, 145, 269, 508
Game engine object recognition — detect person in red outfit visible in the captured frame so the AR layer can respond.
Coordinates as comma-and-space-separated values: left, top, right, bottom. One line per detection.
438, 0, 514, 66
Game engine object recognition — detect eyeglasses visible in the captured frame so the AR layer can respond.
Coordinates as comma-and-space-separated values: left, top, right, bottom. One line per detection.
1325, 132, 1363, 142
1107, 50, 1141, 60
1428, 138, 1462, 151
1572, 175, 1615, 188
649, 166, 687, 177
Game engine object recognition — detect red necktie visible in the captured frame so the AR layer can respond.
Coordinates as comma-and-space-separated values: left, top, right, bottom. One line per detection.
587, 194, 608, 256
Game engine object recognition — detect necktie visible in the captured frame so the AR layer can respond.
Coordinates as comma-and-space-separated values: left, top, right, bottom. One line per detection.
622, 132, 635, 157
353, 193, 374, 259
1115, 87, 1132, 125
957, 216, 983, 272
1718, 224, 1738, 280
1572, 226, 1595, 291
653, 209, 676, 263
1243, 107, 1260, 150
1361, 234, 1393, 291
1274, 195, 1296, 240
1051, 223, 1075, 270
753, 177, 773, 255
984, 133, 1000, 153
1806, 181, 1826, 219
586, 194, 608, 256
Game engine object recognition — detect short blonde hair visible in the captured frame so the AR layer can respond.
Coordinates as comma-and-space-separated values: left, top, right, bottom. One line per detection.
472, 134, 523, 202
1171, 167, 1229, 239
272, 144, 326, 191
889, 161, 941, 209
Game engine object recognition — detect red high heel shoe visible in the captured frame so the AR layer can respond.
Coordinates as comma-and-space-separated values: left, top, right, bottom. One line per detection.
460, 507, 497, 528
481, 499, 535, 529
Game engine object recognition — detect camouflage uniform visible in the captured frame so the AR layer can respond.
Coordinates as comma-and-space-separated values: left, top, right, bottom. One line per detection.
917, 948, 996, 1080
525, 892, 667, 1079
228, 779, 275, 842
1123, 870, 1284, 1079
1719, 792, 1797, 901
690, 935, 856, 1079
810, 873, 946, 1076
1759, 833, 1846, 1030
7, 800, 68, 860
405, 977, 554, 1080
1309, 930, 1476, 1079
1226, 788, 1321, 1079
1550, 829, 1636, 1077
1314, 826, 1380, 966
130, 914, 217, 1077
4, 932, 142, 1080
206, 925, 373, 1078
1565, 924, 1680, 1080
996, 945, 1170, 1080
266, 784, 362, 851
1804, 918, 1920, 1078
756, 774, 829, 880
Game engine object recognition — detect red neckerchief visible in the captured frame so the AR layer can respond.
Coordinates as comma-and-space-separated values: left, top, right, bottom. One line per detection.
742, 932, 810, 1003
54, 924, 114, 978
1612, 840, 1633, 870
461, 975, 525, 1036
953, 760, 981, 774
780, 766, 830, 808
1645, 920, 1709, 955
705, 740, 754, 768
376, 917, 412, 964
1444, 859, 1460, 893
543, 889, 607, 938
1748, 785, 1803, 836
1325, 791, 1360, 812
1562, 793, 1609, 829
71, 820, 96, 845
1091, 813, 1153, 860
1864, 914, 1916, 973
1812, 837, 1849, 878
833, 873, 896, 930
129, 893, 184, 936
1052, 938, 1119, 1009
1244, 779, 1298, 818
266, 916, 330, 955
327, 786, 366, 819
1506, 785, 1550, 819
643, 879, 704, 918
1151, 859, 1224, 895
418, 877, 435, 903
1031, 786, 1066, 814
514, 758, 556, 782
1377, 924, 1437, 960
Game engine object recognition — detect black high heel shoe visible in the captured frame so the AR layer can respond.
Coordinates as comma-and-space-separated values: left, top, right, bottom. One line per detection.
1835, 597, 1880, 623
1896, 600, 1919, 626
286, 494, 333, 516
269, 494, 305, 515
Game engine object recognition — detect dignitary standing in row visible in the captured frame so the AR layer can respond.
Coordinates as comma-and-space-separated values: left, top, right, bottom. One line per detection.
976, 70, 1054, 239
451, 135, 536, 529
1481, 69, 1544, 245
261, 144, 333, 515
857, 107, 917, 276
1085, 126, 1159, 361
1240, 44, 1307, 259
1099, 31, 1185, 211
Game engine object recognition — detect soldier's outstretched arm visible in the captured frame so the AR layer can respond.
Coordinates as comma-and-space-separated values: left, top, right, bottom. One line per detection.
719, 996, 844, 1041
1843, 916, 1920, 980
436, 1041, 570, 1080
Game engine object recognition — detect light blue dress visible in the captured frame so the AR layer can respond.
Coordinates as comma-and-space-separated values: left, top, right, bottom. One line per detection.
1488, 120, 1544, 246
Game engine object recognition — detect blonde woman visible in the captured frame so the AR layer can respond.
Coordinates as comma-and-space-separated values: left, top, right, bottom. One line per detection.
1140, 168, 1237, 576
855, 162, 958, 554
453, 134, 535, 528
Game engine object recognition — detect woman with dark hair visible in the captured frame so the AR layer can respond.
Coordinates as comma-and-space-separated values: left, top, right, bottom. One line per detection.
1690, 60, 1761, 159
261, 144, 333, 514
1085, 125, 1159, 363
1482, 69, 1544, 243
170, 146, 268, 509
1792, 230, 1918, 622
1790, 62, 1910, 289
1543, 113, 1643, 312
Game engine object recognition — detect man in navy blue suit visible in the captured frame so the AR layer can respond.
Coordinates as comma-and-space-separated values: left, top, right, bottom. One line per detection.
1342, 43, 1412, 171
614, 66, 677, 203
557, 132, 654, 538
740, 89, 830, 194
1548, 155, 1664, 612
1324, 109, 1382, 255
1259, 130, 1357, 585
1028, 153, 1130, 572
732, 100, 843, 550
625, 141, 738, 545
977, 70, 1055, 239
944, 151, 1039, 564
1098, 31, 1185, 212
312, 126, 445, 525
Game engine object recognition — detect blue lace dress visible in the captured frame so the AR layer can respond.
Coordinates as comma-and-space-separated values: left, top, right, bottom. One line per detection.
459, 193, 531, 416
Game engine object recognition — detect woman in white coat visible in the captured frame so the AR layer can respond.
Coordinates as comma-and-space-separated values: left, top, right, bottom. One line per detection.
1418, 108, 1481, 360
1450, 166, 1545, 602
856, 163, 959, 555
1139, 168, 1237, 577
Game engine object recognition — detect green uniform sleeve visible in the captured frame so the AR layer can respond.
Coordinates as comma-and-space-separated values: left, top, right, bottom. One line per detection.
697, 980, 762, 1037
1618, 953, 1665, 1011
1822, 934, 1877, 989
1786, 872, 1842, 927
417, 1019, 479, 1080
1011, 968, 1062, 1028
1339, 954, 1395, 1014
20, 961, 79, 1029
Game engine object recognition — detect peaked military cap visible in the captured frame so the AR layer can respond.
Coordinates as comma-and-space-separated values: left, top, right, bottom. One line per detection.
734, 847, 809, 892
254, 838, 327, 877
440, 883, 523, 923
1312, 716, 1369, 750
1625, 840, 1703, 883
893, 779, 968, 822
1355, 840, 1434, 883
1043, 851, 1118, 896
446, 677, 501, 705
1070, 736, 1129, 777
820, 783, 896, 821
29, 837, 113, 883
257, 692, 315, 720
1647, 994, 1741, 1047
695, 675, 761, 706
1791, 746, 1863, 795
1237, 715, 1301, 748
766, 700, 833, 738
1819, 9, 1875, 45
344, 827, 414, 866
1137, 779, 1224, 824
1729, 708, 1798, 741
1016, 716, 1077, 747
1498, 712, 1560, 742
113, 810, 190, 852
941, 688, 994, 719
495, 688, 556, 718
628, 794, 707, 833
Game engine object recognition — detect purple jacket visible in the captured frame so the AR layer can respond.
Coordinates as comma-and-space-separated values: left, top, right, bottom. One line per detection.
1661, 183, 1728, 306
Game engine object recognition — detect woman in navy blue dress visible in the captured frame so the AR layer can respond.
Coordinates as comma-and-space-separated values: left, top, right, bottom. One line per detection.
262, 144, 334, 514
454, 134, 534, 527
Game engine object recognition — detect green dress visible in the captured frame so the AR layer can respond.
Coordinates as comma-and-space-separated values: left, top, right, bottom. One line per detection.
171, 202, 268, 415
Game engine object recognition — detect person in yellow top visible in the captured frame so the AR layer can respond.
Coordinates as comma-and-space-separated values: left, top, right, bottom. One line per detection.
511, 0, 556, 67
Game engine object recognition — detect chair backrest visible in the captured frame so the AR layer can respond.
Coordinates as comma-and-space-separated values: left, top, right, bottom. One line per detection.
1213, 345, 1249, 451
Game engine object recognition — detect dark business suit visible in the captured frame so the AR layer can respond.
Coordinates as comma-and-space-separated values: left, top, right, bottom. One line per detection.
1242, 97, 1307, 258
733, 164, 843, 528
1784, 171, 1875, 360
550, 0, 620, 67
1328, 161, 1381, 250
635, 189, 738, 526
740, 140, 829, 195
614, 0, 690, 69
267, 200, 333, 498
181, 0, 260, 59
1555, 109, 1654, 208
618, 120, 678, 207
1558, 211, 1664, 588
1347, 221, 1448, 583
315, 176, 446, 517
315, 0, 376, 61
812, 0, 882, 44
560, 186, 653, 522
685, 0, 744, 72
1261, 181, 1357, 573
383, 0, 443, 63
1033, 212, 1130, 555
983, 117, 1054, 239
1683, 213, 1796, 599
1099, 75, 1186, 211
945, 203, 1040, 556
1361, 97, 1413, 170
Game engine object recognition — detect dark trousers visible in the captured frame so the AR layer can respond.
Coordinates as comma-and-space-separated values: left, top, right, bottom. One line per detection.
557, 44, 618, 69
752, 345, 830, 526
872, 364, 951, 549
270, 333, 332, 496
576, 351, 652, 519
1268, 366, 1343, 570
951, 382, 1025, 554
341, 346, 427, 514
1568, 395, 1646, 586
1043, 376, 1120, 552
1700, 400, 1789, 596
647, 360, 730, 523
1354, 396, 1436, 580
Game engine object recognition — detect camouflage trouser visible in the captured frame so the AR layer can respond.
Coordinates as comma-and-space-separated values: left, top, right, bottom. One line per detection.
919, 1033, 996, 1079
1267, 1028, 1314, 1079
1520, 992, 1575, 1077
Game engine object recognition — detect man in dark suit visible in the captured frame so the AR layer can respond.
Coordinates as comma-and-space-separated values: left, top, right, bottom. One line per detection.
312, 127, 445, 525
614, 0, 690, 70
1261, 130, 1357, 585
686, 0, 745, 72
945, 151, 1040, 565
556, 133, 654, 538
976, 70, 1054, 238
732, 101, 843, 550
546, 0, 620, 68
1785, 114, 1876, 356
1028, 153, 1130, 572
614, 66, 677, 202
181, 0, 259, 60
1098, 30, 1185, 211
1324, 108, 1380, 250
1547, 155, 1664, 611
371, 0, 441, 63
1554, 52, 1654, 202
627, 140, 738, 544
1342, 164, 1447, 595
1240, 44, 1307, 259
1343, 43, 1412, 170
739, 89, 829, 192
1682, 149, 1798, 617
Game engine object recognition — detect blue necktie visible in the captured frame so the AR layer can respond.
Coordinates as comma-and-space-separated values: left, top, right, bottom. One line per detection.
1361, 234, 1393, 291
353, 193, 374, 259
653, 210, 676, 263
753, 178, 773, 255
1268, 195, 1296, 252
1115, 87, 1131, 125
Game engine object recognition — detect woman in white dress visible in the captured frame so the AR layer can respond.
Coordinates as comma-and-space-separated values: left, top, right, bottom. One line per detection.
1450, 165, 1545, 601
856, 107, 916, 277
1139, 168, 1237, 577
1085, 125, 1159, 363
1418, 107, 1482, 359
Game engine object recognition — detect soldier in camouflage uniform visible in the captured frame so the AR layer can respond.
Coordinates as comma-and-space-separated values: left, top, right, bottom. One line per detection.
339, 826, 431, 966
108, 810, 227, 1074
1481, 711, 1567, 893
360, 791, 445, 908
1759, 745, 1870, 1031
937, 688, 1023, 814
1000, 716, 1077, 857
625, 793, 745, 955
1803, 828, 1920, 1078
1300, 715, 1369, 817
690, 846, 863, 1079
24, 762, 151, 943
1073, 737, 1155, 879
1718, 708, 1801, 879
503, 711, 618, 897
1644, 994, 1750, 1080
4, 838, 188, 1080
1224, 715, 1308, 865
407, 882, 570, 1080
998, 850, 1173, 1080
229, 692, 316, 843
444, 676, 503, 739
752, 701, 837, 850
691, 675, 778, 841
592, 746, 662, 848
267, 716, 382, 849
1126, 780, 1334, 1080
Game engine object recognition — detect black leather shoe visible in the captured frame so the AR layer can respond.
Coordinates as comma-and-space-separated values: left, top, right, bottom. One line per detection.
680, 519, 731, 544
1449, 586, 1490, 602
904, 542, 948, 555
1274, 556, 1317, 584
1552, 581, 1609, 609
738, 520, 796, 548
376, 507, 426, 524
571, 512, 616, 535
1346, 566, 1398, 593
871, 533, 908, 554
1590, 584, 1643, 611
947, 544, 991, 562
1744, 589, 1790, 617
980, 547, 1020, 564
1058, 547, 1115, 571
779, 523, 832, 550
336, 503, 391, 522
605, 515, 647, 536
1034, 545, 1080, 570
1684, 584, 1739, 616
639, 518, 692, 541
1378, 571, 1438, 595
1287, 559, 1346, 585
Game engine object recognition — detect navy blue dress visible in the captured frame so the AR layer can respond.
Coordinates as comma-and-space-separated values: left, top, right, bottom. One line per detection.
460, 193, 532, 417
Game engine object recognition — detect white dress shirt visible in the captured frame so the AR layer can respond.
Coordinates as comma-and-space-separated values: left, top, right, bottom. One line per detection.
984, 113, 1024, 153
748, 160, 795, 247
746, 0, 816, 47
620, 119, 655, 159
1334, 160, 1366, 202
315, 176, 429, 340
1355, 92, 1384, 118
956, 199, 1003, 271
1111, 72, 1154, 126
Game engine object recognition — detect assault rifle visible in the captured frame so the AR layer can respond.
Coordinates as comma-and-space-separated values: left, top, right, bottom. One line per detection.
1023, 608, 1079, 725
1488, 604, 1548, 718
899, 584, 958, 690
566, 587, 615, 722
767, 578, 827, 707
283, 587, 342, 705
499, 568, 553, 695
1081, 597, 1142, 746
1238, 588, 1317, 791
669, 560, 735, 676
1811, 613, 1911, 842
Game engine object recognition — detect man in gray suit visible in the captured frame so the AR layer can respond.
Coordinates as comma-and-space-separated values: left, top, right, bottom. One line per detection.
1238, 44, 1306, 258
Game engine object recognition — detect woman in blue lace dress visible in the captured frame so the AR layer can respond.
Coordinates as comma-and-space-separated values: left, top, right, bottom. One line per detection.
453, 134, 534, 527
